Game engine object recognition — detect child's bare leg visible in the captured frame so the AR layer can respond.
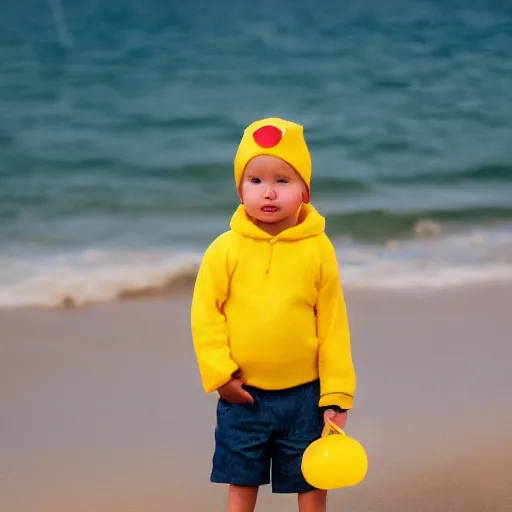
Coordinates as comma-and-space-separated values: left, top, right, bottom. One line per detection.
227, 485, 259, 512
298, 490, 327, 512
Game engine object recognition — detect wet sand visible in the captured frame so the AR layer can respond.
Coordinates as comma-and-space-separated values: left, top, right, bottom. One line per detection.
1, 284, 511, 511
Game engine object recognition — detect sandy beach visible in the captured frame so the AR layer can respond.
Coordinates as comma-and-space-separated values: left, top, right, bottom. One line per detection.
1, 284, 511, 512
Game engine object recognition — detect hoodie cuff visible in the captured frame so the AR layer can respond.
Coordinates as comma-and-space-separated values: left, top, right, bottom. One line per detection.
318, 393, 353, 410
204, 367, 240, 393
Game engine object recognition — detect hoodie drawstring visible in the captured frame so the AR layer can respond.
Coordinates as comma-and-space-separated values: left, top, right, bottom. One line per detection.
266, 238, 276, 273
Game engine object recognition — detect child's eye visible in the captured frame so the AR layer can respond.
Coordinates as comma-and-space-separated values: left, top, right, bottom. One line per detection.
277, 179, 288, 183
250, 178, 261, 184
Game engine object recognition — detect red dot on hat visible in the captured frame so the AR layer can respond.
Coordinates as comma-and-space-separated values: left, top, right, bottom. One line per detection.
253, 125, 283, 148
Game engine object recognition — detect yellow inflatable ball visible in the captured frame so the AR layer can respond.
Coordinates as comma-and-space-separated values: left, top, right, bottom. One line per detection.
301, 421, 368, 490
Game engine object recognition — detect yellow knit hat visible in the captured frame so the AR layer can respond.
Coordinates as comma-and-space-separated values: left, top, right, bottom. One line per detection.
234, 117, 312, 191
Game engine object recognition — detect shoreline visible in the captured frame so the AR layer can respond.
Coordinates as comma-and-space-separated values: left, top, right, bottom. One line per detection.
2, 277, 512, 311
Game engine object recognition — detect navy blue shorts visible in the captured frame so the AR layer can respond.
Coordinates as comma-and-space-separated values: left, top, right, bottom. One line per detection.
211, 379, 324, 494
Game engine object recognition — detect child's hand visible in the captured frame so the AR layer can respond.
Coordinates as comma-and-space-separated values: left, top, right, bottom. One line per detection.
218, 376, 254, 404
323, 408, 348, 430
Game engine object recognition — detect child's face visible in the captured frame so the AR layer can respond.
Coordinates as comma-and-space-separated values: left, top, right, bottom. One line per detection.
239, 155, 308, 226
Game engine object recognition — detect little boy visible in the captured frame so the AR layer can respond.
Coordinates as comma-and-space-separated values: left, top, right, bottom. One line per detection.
190, 117, 356, 512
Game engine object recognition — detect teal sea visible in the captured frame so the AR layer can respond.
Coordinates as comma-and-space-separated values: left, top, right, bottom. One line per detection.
1, 0, 512, 306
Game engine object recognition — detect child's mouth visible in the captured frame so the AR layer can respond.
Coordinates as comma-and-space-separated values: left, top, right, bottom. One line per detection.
261, 206, 279, 213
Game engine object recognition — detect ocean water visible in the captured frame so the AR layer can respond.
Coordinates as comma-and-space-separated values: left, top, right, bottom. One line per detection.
1, 0, 512, 306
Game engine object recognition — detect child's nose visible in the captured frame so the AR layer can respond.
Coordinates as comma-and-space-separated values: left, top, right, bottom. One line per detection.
264, 186, 277, 199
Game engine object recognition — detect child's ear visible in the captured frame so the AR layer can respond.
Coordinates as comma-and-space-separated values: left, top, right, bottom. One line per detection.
302, 188, 310, 204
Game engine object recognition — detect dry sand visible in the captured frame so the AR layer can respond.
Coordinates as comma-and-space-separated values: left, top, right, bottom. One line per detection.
1, 284, 511, 511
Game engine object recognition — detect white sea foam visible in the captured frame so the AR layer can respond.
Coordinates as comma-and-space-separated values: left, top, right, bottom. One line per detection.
0, 226, 511, 308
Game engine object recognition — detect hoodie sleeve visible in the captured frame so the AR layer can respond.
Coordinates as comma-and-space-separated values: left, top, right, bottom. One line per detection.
316, 235, 356, 410
190, 232, 239, 393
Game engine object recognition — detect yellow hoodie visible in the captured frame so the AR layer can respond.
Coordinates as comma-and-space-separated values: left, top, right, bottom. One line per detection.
190, 203, 356, 410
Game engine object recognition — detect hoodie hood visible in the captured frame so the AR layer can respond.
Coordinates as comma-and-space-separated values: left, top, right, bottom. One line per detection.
230, 203, 325, 241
